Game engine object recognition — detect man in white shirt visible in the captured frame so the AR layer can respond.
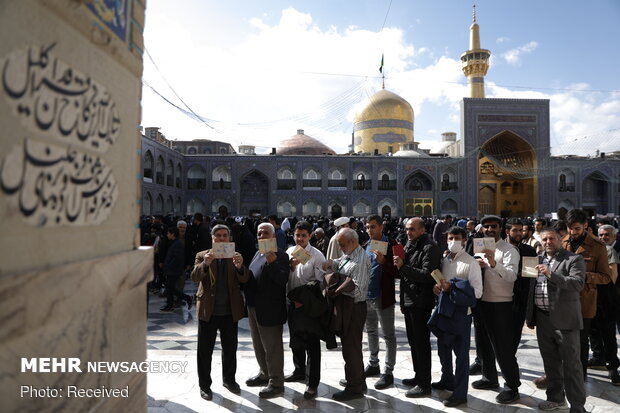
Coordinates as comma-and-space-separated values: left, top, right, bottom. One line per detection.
283, 221, 326, 399
433, 226, 482, 407
472, 215, 521, 404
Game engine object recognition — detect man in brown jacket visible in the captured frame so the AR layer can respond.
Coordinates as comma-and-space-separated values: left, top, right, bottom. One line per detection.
191, 224, 250, 401
562, 209, 612, 381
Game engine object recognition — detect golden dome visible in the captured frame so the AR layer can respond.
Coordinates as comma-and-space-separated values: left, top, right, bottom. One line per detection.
354, 89, 414, 124
353, 89, 414, 154
277, 129, 336, 156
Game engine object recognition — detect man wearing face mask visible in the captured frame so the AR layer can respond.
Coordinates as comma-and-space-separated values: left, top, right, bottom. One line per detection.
431, 226, 482, 407
504, 218, 538, 355
472, 215, 521, 404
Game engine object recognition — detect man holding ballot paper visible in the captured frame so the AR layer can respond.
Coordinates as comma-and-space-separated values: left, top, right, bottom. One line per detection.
525, 228, 587, 413
284, 220, 326, 399
191, 224, 250, 400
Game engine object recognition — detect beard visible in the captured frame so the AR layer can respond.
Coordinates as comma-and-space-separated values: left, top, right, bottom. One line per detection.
508, 235, 521, 244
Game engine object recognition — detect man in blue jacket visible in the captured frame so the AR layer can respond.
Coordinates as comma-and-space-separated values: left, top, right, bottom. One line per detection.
429, 226, 482, 407
160, 226, 193, 312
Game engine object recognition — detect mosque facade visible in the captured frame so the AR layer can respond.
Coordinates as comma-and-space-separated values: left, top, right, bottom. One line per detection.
140, 14, 620, 220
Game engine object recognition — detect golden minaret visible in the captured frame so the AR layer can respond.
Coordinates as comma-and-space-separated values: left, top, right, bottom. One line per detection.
461, 5, 490, 98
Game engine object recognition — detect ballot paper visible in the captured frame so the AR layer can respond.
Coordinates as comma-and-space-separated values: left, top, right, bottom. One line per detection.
291, 245, 312, 265
522, 257, 539, 278
258, 238, 277, 253
212, 242, 236, 259
473, 237, 496, 254
370, 240, 389, 255
430, 269, 445, 285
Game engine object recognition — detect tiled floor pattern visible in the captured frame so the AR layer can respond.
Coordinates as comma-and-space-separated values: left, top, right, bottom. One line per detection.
147, 282, 620, 412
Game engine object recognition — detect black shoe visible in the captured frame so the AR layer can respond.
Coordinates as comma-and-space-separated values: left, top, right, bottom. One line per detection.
374, 374, 394, 389
185, 295, 193, 310
246, 374, 269, 387
401, 377, 416, 386
609, 369, 620, 386
159, 306, 174, 312
364, 364, 381, 377
405, 385, 431, 398
469, 361, 482, 375
444, 396, 467, 407
332, 389, 364, 401
496, 389, 520, 404
431, 381, 454, 391
284, 371, 306, 382
588, 357, 606, 370
472, 378, 500, 390
259, 384, 284, 398
338, 379, 367, 392
200, 388, 212, 400
303, 385, 318, 399
223, 381, 241, 394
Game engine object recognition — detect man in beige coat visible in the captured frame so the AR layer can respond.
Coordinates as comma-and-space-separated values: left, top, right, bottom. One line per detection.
191, 224, 250, 400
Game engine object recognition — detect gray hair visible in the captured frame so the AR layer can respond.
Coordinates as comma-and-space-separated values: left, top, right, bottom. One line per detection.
314, 227, 324, 234
211, 224, 230, 236
599, 224, 618, 236
337, 227, 358, 243
257, 222, 275, 235
177, 220, 187, 227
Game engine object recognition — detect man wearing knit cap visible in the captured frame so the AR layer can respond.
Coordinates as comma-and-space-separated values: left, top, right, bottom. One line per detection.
326, 216, 350, 260
472, 215, 522, 404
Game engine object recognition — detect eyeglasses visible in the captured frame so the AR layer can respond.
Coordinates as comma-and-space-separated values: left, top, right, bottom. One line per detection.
482, 224, 498, 229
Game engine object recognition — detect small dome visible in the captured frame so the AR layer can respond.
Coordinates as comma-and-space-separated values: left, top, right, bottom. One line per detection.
277, 130, 336, 156
393, 142, 430, 158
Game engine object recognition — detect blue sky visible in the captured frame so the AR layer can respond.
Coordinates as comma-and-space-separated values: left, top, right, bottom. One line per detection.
141, 0, 620, 155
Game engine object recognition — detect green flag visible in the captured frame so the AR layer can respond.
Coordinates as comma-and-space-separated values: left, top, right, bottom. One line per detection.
379, 53, 384, 73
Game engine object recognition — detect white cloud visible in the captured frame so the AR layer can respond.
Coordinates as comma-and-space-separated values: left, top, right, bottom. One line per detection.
496, 36, 510, 43
141, 8, 618, 157
502, 41, 538, 65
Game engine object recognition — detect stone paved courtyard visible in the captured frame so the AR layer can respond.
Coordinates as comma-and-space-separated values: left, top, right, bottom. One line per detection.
146, 282, 620, 413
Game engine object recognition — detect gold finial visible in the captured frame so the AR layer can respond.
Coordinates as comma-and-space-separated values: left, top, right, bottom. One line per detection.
473, 4, 476, 23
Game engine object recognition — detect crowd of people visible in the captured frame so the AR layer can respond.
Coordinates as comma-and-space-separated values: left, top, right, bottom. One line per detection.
140, 209, 620, 410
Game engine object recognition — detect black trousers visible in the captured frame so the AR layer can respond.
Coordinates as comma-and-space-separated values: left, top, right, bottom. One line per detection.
590, 311, 620, 371
512, 293, 529, 354
580, 318, 592, 378
437, 315, 472, 401
341, 302, 367, 393
165, 273, 187, 307
403, 306, 433, 388
197, 315, 238, 391
290, 334, 321, 387
476, 301, 521, 390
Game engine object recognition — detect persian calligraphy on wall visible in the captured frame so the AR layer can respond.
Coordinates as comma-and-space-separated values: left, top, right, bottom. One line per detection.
1, 44, 120, 152
0, 140, 117, 226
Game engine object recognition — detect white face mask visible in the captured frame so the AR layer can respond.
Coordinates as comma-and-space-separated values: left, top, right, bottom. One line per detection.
448, 240, 463, 253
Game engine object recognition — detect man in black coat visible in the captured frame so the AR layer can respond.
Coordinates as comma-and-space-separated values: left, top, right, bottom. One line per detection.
244, 222, 289, 398
393, 217, 441, 398
160, 226, 193, 312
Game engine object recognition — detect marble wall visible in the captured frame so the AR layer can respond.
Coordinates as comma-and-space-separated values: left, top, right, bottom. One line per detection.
0, 1, 149, 411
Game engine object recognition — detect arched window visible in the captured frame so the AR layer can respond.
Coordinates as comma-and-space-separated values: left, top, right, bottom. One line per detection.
188, 147, 197, 155
441, 168, 457, 191
303, 200, 321, 216
155, 156, 164, 185
405, 172, 433, 191
379, 169, 396, 190
154, 194, 164, 214
303, 168, 321, 189
328, 168, 346, 189
353, 199, 371, 216
187, 165, 207, 189
166, 160, 174, 186
353, 170, 371, 190
212, 166, 232, 189
175, 163, 182, 188
143, 150, 153, 180
142, 192, 152, 215
559, 170, 575, 192
166, 196, 173, 213
277, 167, 296, 190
